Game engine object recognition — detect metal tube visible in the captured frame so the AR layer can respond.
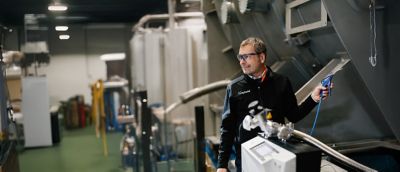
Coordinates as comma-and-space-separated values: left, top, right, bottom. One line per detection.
293, 130, 377, 172
164, 80, 230, 114
179, 80, 231, 103
168, 0, 175, 29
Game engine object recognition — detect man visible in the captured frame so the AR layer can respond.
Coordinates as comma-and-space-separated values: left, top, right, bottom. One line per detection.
216, 37, 330, 172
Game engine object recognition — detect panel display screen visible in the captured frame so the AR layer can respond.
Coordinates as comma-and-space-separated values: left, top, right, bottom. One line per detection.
251, 141, 278, 160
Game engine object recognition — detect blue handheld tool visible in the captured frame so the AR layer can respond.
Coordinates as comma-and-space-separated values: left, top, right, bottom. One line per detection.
310, 74, 333, 135
321, 74, 333, 97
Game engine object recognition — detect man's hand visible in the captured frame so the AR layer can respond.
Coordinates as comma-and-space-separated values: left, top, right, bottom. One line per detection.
217, 168, 228, 172
311, 83, 333, 102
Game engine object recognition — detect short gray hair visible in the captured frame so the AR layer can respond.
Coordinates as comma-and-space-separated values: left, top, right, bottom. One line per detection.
240, 37, 267, 54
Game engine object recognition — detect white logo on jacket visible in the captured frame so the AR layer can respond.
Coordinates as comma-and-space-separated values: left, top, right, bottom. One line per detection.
238, 90, 250, 95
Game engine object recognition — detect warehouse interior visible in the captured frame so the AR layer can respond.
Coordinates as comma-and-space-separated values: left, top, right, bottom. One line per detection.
0, 0, 400, 171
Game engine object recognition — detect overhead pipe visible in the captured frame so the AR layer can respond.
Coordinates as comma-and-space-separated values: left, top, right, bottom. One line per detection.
132, 12, 204, 31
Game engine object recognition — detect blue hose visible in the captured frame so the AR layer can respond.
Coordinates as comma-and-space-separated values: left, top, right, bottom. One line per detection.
310, 75, 333, 135
309, 93, 323, 136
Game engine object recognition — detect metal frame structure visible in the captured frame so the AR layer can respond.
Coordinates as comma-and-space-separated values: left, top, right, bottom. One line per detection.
285, 0, 328, 35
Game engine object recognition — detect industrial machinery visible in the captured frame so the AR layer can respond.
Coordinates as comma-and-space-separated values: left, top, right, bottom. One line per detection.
241, 108, 377, 172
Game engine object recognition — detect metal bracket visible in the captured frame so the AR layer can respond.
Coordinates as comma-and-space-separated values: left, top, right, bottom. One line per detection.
285, 0, 328, 35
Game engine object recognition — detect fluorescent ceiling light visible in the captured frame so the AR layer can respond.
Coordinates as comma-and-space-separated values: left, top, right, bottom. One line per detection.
48, 3, 68, 11
55, 26, 68, 31
59, 35, 70, 40
100, 53, 126, 61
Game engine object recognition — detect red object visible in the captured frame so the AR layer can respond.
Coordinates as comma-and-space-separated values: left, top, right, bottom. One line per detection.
77, 96, 86, 128
79, 103, 85, 128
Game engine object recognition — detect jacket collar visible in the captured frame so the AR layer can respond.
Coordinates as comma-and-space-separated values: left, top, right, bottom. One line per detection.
244, 66, 273, 84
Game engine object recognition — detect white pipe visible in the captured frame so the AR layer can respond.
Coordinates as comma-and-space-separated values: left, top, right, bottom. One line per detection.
293, 130, 378, 172
168, 0, 176, 29
164, 80, 230, 114
179, 80, 231, 103
132, 12, 204, 31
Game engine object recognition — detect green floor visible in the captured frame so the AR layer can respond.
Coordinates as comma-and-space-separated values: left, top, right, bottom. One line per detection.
18, 126, 125, 172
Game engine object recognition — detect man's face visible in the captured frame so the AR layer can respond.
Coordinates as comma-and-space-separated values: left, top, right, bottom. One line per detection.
238, 45, 265, 76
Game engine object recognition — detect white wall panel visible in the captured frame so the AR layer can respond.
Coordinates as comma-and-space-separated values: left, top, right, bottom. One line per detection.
38, 54, 106, 105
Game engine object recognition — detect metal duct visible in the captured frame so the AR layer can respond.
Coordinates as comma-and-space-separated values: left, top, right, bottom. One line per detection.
293, 130, 378, 172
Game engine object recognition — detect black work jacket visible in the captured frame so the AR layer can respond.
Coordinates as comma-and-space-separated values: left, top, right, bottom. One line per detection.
217, 68, 317, 169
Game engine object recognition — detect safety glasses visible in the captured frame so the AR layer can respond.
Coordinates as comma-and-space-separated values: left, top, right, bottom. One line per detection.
236, 52, 259, 61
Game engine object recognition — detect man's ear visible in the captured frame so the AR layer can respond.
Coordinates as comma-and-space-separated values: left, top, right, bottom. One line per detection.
260, 53, 266, 63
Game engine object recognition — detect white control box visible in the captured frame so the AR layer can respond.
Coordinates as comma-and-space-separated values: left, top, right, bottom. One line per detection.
242, 136, 296, 172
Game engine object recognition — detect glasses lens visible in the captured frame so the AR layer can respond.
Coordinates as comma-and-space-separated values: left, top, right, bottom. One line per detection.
237, 53, 257, 61
237, 54, 247, 61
